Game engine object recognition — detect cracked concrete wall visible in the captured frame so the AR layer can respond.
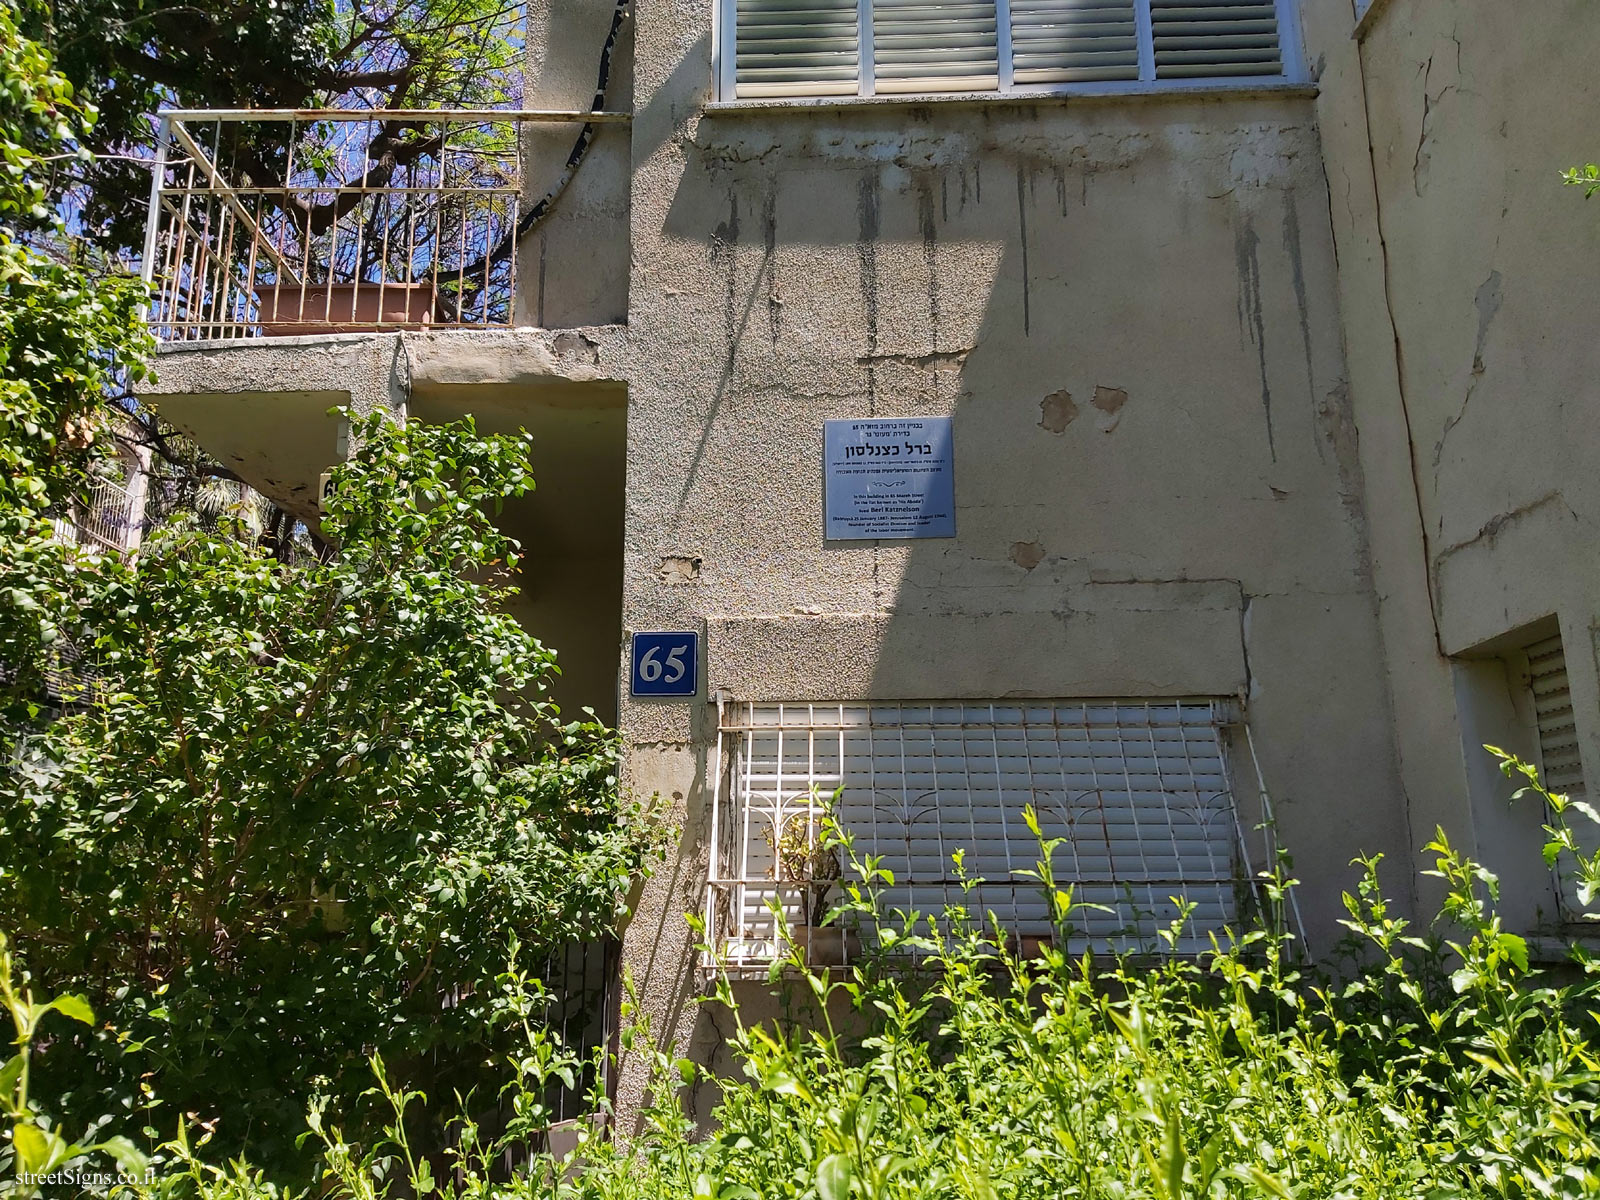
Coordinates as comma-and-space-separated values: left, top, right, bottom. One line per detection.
614, 0, 1410, 1134
1303, 0, 1600, 921
1354, 0, 1600, 655
520, 0, 632, 326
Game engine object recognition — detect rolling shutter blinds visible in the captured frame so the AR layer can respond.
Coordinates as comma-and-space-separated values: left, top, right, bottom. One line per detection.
1529, 635, 1585, 798
727, 0, 1289, 97
872, 0, 1000, 94
717, 701, 1243, 958
734, 0, 860, 98
1526, 634, 1596, 918
1150, 0, 1282, 79
1010, 0, 1140, 85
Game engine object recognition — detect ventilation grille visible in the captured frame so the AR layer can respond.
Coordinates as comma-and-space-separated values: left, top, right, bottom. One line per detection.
872, 0, 999, 93
1010, 0, 1139, 84
726, 0, 1289, 98
1150, 0, 1282, 79
1526, 632, 1596, 920
734, 0, 860, 98
1529, 634, 1586, 798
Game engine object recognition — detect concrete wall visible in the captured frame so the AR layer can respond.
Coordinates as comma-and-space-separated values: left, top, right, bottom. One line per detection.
521, 0, 632, 327
613, 0, 1417, 1131
1303, 0, 1600, 922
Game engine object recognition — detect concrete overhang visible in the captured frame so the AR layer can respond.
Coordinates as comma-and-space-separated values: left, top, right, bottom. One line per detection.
141, 327, 632, 722
142, 327, 629, 526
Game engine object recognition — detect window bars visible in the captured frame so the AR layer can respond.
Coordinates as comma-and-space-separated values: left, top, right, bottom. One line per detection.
51, 475, 141, 555
706, 699, 1276, 972
141, 109, 627, 342
719, 0, 1301, 100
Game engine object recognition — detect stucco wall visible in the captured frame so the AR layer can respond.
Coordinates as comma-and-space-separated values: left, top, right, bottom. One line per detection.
1355, 0, 1600, 657
614, 0, 1412, 1131
1303, 0, 1600, 924
520, 0, 632, 327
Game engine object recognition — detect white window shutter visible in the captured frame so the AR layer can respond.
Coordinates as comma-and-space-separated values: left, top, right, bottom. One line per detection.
734, 0, 861, 98
1009, 0, 1140, 84
872, 0, 1001, 94
1529, 635, 1585, 798
1526, 634, 1597, 918
1149, 0, 1283, 80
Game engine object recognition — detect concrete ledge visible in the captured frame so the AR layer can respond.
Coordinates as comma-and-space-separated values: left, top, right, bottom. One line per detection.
1433, 492, 1592, 656
703, 82, 1318, 117
706, 581, 1246, 701
152, 325, 631, 395
405, 327, 628, 398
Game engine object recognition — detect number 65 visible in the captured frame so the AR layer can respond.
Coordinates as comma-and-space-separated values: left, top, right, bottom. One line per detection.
638, 643, 688, 683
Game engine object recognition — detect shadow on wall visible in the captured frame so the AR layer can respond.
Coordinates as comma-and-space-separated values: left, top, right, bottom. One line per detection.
662, 95, 1410, 973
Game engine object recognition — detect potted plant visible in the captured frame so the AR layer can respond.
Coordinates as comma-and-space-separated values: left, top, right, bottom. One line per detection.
254, 276, 436, 335
772, 787, 859, 967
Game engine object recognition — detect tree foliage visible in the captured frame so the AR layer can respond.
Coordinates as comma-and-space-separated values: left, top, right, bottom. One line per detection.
0, 12, 653, 1177
0, 0, 150, 698
1, 412, 657, 1171
84, 758, 1600, 1199
23, 0, 525, 254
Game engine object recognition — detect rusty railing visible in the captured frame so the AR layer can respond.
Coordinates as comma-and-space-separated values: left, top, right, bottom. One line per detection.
141, 108, 628, 341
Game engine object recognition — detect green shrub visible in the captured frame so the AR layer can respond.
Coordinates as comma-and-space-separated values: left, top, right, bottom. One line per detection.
91, 749, 1600, 1200
0, 413, 660, 1176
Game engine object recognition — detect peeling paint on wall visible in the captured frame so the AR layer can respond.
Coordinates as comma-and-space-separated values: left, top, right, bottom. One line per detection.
1010, 541, 1045, 571
1472, 270, 1502, 376
1092, 386, 1128, 434
1039, 389, 1078, 434
658, 555, 703, 583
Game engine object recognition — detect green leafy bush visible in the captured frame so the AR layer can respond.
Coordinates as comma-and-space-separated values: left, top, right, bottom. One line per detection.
0, 412, 659, 1174
100, 751, 1599, 1200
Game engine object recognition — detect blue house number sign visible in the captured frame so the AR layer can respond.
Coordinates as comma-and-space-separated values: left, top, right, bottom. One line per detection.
630, 631, 698, 698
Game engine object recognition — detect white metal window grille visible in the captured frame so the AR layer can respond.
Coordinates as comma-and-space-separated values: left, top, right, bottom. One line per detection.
706, 700, 1258, 971
1526, 634, 1597, 918
718, 0, 1298, 99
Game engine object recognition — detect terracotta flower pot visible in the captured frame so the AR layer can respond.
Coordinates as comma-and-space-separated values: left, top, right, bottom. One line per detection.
793, 925, 861, 968
1006, 932, 1055, 960
255, 281, 435, 335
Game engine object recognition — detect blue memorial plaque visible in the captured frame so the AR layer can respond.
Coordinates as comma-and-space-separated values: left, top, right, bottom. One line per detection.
630, 631, 699, 698
824, 417, 956, 540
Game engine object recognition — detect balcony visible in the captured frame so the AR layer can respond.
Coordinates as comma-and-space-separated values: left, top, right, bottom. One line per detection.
141, 108, 629, 341
52, 473, 144, 555
136, 109, 632, 725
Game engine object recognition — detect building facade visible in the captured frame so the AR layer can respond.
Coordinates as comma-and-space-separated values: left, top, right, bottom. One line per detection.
140, 0, 1600, 1133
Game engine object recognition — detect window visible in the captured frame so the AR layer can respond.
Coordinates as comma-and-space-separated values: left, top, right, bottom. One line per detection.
718, 0, 1299, 100
1526, 633, 1598, 919
706, 699, 1269, 971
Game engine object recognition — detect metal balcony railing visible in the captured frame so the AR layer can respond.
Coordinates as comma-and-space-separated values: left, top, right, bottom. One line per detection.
141, 109, 628, 341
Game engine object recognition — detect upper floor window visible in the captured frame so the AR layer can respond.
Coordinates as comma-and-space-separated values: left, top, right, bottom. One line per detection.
718, 0, 1300, 101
